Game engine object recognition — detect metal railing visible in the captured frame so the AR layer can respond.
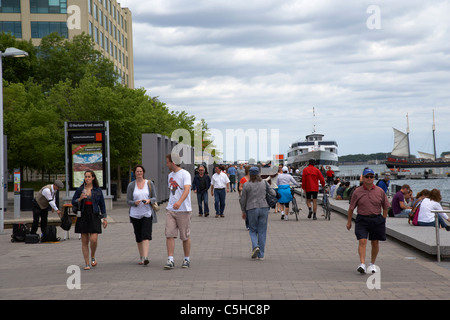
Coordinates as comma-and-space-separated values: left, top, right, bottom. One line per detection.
432, 210, 450, 262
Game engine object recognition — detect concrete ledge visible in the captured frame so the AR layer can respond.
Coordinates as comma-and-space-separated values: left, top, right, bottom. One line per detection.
312, 192, 450, 258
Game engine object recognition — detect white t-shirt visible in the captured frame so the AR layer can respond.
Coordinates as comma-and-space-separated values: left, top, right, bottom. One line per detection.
167, 169, 192, 212
211, 171, 230, 189
129, 179, 152, 219
417, 198, 448, 223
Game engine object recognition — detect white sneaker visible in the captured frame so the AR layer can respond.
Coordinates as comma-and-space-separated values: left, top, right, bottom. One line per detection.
357, 263, 366, 274
367, 264, 378, 273
284, 215, 289, 221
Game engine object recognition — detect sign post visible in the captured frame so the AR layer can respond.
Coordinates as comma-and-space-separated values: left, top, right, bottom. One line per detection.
14, 168, 20, 218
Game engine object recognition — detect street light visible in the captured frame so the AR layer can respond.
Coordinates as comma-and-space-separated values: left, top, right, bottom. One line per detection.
0, 47, 29, 234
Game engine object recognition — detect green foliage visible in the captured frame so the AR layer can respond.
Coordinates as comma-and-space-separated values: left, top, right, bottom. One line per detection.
2, 32, 198, 177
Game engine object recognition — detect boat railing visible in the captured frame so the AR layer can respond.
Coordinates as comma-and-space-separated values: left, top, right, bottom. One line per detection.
432, 210, 450, 262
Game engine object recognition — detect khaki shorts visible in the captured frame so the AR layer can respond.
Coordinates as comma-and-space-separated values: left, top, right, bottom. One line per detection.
165, 210, 192, 240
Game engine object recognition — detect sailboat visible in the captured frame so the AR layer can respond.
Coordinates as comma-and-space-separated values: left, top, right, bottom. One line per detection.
385, 111, 450, 169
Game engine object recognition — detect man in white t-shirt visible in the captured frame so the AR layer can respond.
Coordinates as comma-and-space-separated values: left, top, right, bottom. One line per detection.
164, 153, 192, 269
210, 165, 230, 218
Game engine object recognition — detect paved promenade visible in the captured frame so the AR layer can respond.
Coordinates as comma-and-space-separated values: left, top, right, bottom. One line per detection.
1, 190, 449, 302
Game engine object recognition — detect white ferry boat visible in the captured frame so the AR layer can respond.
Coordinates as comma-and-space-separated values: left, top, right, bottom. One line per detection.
286, 132, 339, 172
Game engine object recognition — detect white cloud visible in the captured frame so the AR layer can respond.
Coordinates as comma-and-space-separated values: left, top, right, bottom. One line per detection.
120, 0, 450, 160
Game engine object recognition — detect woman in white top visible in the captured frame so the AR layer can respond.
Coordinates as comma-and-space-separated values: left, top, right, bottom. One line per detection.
417, 189, 450, 231
126, 165, 158, 265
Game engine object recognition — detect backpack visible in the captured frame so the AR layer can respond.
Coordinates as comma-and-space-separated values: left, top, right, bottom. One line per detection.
11, 223, 30, 242
42, 225, 59, 242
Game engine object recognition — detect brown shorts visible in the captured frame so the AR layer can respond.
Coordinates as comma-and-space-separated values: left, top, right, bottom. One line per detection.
165, 210, 192, 240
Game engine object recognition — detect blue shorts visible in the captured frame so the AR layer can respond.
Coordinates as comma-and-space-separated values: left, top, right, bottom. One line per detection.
355, 214, 386, 241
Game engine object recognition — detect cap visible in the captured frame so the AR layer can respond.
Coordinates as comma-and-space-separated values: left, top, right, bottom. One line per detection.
363, 168, 375, 176
249, 167, 260, 175
54, 180, 64, 189
282, 166, 288, 173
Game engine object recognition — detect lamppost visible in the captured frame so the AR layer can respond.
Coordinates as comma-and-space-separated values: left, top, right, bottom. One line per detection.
0, 47, 29, 234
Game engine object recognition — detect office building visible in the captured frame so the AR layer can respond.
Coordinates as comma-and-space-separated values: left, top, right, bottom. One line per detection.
0, 0, 134, 88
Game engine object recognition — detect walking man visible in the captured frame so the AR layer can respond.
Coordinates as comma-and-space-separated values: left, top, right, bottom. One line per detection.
192, 165, 211, 217
301, 159, 326, 220
346, 168, 390, 274
165, 153, 192, 269
210, 165, 230, 218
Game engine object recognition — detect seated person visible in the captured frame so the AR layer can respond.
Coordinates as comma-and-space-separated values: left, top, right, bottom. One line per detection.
417, 189, 450, 231
342, 182, 351, 200
336, 182, 346, 200
392, 184, 412, 218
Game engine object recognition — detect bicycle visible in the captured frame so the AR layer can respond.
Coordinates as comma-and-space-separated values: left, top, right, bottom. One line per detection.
290, 187, 301, 221
322, 186, 331, 221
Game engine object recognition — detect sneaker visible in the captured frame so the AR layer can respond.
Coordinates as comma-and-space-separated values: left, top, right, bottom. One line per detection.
143, 257, 149, 266
284, 215, 289, 221
281, 214, 285, 220
313, 213, 317, 220
164, 259, 174, 270
182, 259, 190, 268
357, 263, 366, 274
308, 209, 313, 219
251, 247, 260, 259
367, 264, 378, 273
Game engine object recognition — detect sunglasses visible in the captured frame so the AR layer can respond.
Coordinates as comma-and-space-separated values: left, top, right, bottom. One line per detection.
364, 175, 375, 179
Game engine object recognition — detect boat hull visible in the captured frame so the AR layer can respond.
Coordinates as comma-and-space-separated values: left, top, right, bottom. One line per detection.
386, 160, 450, 169
287, 150, 339, 171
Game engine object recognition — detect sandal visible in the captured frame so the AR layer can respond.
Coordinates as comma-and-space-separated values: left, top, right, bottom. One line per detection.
84, 265, 91, 270
138, 257, 144, 265
91, 258, 97, 267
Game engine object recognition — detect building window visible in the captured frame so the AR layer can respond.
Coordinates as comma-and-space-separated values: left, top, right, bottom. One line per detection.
0, 21, 22, 38
30, 0, 67, 14
0, 0, 20, 12
31, 21, 68, 38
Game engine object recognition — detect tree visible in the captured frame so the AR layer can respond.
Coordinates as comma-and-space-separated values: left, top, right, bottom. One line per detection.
35, 32, 118, 90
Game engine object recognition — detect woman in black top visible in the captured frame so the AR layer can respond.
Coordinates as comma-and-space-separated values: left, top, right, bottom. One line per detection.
72, 170, 107, 270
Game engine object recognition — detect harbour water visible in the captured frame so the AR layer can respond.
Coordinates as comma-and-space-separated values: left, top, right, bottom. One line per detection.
339, 164, 450, 202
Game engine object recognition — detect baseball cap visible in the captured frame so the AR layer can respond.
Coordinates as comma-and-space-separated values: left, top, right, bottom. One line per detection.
249, 167, 260, 175
362, 168, 375, 176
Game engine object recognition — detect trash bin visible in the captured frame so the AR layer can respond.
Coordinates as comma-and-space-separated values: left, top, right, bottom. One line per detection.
20, 188, 34, 211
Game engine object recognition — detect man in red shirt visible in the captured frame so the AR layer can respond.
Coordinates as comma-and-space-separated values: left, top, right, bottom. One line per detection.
346, 168, 389, 274
325, 166, 334, 185
301, 159, 326, 220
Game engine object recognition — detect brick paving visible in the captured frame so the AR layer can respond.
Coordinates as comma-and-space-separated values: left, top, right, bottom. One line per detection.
1, 190, 449, 301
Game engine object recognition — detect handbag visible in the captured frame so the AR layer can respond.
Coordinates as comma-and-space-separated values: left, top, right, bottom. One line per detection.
147, 180, 160, 212
265, 181, 280, 209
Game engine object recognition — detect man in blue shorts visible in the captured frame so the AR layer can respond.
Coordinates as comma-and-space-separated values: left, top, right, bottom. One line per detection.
346, 168, 390, 274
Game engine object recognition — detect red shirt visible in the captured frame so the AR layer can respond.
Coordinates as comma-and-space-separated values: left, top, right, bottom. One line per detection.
349, 184, 390, 216
301, 165, 326, 192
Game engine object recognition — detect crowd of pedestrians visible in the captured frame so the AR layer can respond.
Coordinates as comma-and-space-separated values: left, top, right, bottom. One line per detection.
25, 158, 447, 274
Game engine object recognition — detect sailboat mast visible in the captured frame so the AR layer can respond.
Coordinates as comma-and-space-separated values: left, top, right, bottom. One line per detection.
432, 109, 437, 160
406, 113, 411, 161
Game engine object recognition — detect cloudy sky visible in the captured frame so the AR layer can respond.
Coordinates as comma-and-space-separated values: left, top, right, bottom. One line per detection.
119, 0, 450, 161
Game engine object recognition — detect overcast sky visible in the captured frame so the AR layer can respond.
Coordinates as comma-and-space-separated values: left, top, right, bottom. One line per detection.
119, 0, 450, 161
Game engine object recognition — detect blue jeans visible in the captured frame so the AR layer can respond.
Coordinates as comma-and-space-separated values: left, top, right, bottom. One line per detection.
417, 215, 448, 229
214, 189, 226, 216
196, 190, 209, 215
247, 207, 269, 258
394, 209, 411, 218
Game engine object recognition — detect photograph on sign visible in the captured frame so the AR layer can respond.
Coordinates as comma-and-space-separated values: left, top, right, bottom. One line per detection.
72, 143, 104, 188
